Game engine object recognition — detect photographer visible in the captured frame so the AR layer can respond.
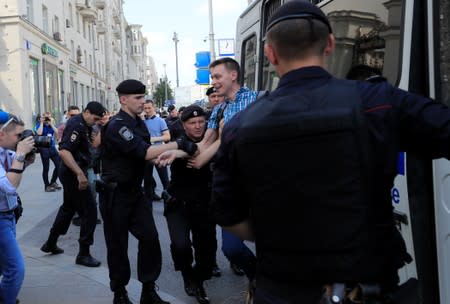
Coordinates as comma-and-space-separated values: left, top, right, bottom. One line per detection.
0, 111, 35, 304
35, 112, 61, 192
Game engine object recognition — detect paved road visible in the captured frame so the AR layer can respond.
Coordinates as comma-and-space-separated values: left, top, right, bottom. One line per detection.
18, 159, 253, 304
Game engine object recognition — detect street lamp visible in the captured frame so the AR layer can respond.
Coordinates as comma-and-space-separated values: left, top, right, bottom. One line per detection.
172, 32, 180, 88
163, 63, 168, 104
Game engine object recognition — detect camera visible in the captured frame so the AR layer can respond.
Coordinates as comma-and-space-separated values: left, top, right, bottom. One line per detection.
20, 129, 52, 148
44, 117, 51, 123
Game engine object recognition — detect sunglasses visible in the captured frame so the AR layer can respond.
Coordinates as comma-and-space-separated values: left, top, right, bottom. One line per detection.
0, 115, 22, 131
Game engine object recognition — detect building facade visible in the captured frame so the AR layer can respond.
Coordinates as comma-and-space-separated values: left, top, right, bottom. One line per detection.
0, 0, 155, 126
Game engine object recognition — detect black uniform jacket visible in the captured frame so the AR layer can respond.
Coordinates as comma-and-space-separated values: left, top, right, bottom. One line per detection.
101, 109, 150, 185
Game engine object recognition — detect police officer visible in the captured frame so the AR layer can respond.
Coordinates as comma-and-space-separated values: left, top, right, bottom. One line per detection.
160, 105, 216, 304
212, 1, 450, 303
41, 101, 105, 268
99, 79, 197, 304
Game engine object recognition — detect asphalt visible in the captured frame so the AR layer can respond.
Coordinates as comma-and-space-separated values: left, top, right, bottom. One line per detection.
14, 157, 186, 304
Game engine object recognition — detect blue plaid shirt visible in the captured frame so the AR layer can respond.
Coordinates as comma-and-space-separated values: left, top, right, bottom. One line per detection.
207, 87, 258, 129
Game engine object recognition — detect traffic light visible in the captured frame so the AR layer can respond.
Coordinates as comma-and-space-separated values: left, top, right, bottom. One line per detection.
195, 51, 211, 85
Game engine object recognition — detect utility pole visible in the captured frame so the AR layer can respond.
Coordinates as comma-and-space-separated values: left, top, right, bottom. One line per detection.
208, 0, 216, 61
172, 32, 180, 87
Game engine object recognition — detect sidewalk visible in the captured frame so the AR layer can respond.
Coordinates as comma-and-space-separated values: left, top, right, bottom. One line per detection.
14, 158, 184, 304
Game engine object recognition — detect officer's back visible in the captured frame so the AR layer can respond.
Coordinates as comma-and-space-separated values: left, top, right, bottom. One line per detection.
211, 1, 450, 303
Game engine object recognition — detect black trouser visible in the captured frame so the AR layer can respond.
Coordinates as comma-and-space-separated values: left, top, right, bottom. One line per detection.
164, 199, 216, 281
49, 167, 97, 246
39, 147, 60, 187
99, 186, 162, 292
143, 162, 169, 200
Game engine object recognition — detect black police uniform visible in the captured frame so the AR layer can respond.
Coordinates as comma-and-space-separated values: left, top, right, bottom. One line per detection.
99, 109, 162, 294
165, 133, 216, 284
212, 65, 450, 303
48, 113, 97, 249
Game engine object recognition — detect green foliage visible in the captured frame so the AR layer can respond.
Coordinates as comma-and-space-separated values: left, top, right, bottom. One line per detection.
152, 78, 174, 108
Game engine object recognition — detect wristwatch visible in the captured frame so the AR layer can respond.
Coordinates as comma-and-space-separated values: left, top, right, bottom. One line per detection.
14, 153, 26, 162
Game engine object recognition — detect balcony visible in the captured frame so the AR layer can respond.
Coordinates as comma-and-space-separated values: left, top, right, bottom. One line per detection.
80, 7, 98, 21
95, 0, 106, 9
112, 26, 121, 39
96, 20, 106, 34
75, 0, 86, 10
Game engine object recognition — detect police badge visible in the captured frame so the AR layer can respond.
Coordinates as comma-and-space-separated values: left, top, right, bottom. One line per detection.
119, 126, 134, 141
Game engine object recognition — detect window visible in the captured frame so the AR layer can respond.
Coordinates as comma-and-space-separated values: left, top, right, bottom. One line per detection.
88, 24, 92, 42
53, 16, 60, 33
84, 50, 87, 67
42, 5, 49, 34
241, 35, 257, 90
71, 40, 75, 59
68, 3, 73, 27
76, 11, 80, 33
26, 0, 33, 22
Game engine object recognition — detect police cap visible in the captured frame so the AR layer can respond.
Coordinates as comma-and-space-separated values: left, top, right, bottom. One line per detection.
85, 101, 106, 117
266, 0, 332, 33
206, 87, 216, 96
180, 105, 206, 122
116, 79, 146, 95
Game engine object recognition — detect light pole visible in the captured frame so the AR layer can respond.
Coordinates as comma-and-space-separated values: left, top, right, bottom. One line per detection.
208, 0, 216, 61
172, 32, 180, 87
163, 63, 168, 105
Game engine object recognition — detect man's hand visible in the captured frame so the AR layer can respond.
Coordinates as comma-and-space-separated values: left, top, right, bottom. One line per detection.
187, 156, 202, 169
16, 136, 35, 155
156, 150, 188, 166
77, 172, 89, 190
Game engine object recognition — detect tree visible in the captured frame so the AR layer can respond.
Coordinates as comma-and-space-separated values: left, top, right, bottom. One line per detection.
152, 78, 174, 109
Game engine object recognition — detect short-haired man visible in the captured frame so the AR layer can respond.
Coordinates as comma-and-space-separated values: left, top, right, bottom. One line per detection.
212, 1, 450, 303
143, 100, 170, 201
204, 87, 224, 121
41, 102, 106, 268
99, 79, 197, 304
159, 57, 258, 296
57, 105, 80, 143
0, 112, 35, 304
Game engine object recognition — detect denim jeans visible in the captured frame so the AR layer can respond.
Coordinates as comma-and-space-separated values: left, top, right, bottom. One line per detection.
221, 229, 256, 280
0, 212, 25, 304
39, 146, 60, 188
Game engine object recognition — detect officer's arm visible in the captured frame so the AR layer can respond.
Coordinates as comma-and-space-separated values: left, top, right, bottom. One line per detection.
150, 129, 170, 143
197, 128, 218, 151
59, 149, 85, 178
187, 139, 220, 169
223, 220, 255, 242
145, 141, 178, 160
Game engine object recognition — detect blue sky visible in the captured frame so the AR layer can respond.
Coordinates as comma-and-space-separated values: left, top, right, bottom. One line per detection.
123, 0, 249, 87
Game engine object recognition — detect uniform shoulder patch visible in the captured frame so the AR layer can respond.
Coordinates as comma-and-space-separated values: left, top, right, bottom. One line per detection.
70, 131, 79, 142
118, 126, 134, 141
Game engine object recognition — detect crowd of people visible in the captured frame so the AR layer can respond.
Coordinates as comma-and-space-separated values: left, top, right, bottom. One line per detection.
4, 1, 450, 304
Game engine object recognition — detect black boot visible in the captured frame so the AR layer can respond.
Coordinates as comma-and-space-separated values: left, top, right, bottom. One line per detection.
76, 244, 101, 267
194, 282, 210, 304
41, 234, 64, 255
140, 283, 170, 304
113, 291, 133, 304
182, 276, 197, 296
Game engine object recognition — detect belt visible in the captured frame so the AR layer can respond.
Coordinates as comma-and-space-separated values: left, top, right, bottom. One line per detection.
0, 209, 15, 214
